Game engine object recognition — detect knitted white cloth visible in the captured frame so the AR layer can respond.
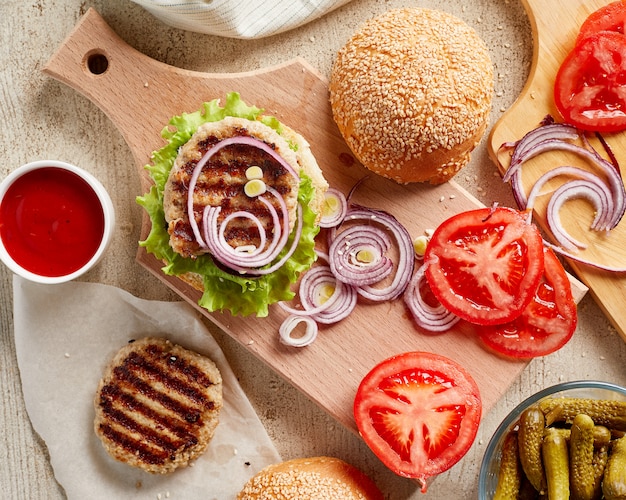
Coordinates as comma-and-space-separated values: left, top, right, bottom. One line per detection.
130, 0, 353, 39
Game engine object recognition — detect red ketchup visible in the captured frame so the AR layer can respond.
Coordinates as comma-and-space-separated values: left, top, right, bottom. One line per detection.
0, 167, 105, 277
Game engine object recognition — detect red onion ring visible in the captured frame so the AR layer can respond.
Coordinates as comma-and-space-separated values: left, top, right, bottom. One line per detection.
319, 188, 348, 228
278, 252, 358, 324
544, 240, 626, 272
502, 120, 626, 271
546, 179, 612, 251
403, 264, 461, 332
187, 135, 300, 249
202, 186, 289, 270
503, 123, 580, 183
279, 315, 318, 347
525, 166, 614, 232
504, 129, 625, 229
339, 205, 415, 301
328, 224, 393, 286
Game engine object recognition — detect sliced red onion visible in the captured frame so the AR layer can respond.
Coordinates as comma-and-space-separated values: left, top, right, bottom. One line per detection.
245, 204, 304, 276
338, 205, 415, 301
319, 188, 348, 228
503, 123, 579, 183
205, 204, 303, 276
328, 224, 393, 286
505, 130, 625, 229
202, 186, 289, 270
544, 240, 626, 272
279, 315, 318, 347
545, 179, 613, 251
403, 264, 461, 333
502, 120, 626, 271
278, 252, 358, 324
187, 135, 300, 248
525, 166, 614, 232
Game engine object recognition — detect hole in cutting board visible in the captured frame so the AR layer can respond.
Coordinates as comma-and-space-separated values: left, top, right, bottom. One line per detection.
85, 51, 109, 75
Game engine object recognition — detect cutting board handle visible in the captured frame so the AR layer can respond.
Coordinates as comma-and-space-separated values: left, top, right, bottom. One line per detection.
43, 8, 180, 167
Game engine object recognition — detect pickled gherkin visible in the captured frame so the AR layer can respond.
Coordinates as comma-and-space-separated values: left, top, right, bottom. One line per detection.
542, 427, 570, 500
493, 431, 522, 500
603, 435, 626, 500
518, 406, 546, 493
592, 443, 609, 500
569, 413, 595, 500
539, 398, 626, 431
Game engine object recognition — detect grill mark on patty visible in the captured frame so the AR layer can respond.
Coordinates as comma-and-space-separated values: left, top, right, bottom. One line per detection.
98, 385, 200, 444
98, 395, 187, 454
113, 353, 212, 415
99, 423, 170, 466
144, 343, 216, 388
165, 125, 299, 259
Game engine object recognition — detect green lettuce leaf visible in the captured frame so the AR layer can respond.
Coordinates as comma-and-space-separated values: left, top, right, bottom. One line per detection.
136, 93, 319, 317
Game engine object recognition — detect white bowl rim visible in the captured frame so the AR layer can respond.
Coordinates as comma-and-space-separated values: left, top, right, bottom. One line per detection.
0, 159, 115, 284
478, 379, 626, 499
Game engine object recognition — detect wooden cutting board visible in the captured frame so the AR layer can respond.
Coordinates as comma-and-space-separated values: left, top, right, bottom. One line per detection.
489, 0, 626, 343
42, 8, 586, 437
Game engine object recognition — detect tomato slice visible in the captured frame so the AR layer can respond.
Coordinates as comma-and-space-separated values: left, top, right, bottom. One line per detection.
424, 207, 544, 326
478, 247, 577, 358
353, 352, 482, 491
577, 0, 626, 43
554, 31, 626, 132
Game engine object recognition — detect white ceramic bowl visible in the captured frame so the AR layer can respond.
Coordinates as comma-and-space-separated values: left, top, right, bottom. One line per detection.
478, 380, 626, 499
0, 160, 115, 284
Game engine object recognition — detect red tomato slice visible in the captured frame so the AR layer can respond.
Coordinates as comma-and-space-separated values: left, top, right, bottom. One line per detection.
424, 207, 544, 326
478, 247, 577, 358
353, 352, 482, 491
554, 31, 626, 132
577, 0, 626, 43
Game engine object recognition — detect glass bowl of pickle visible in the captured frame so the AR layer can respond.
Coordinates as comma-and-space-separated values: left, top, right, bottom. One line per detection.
478, 380, 626, 499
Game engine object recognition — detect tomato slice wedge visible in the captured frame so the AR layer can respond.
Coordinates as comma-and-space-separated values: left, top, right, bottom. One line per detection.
354, 352, 482, 491
478, 247, 577, 358
554, 31, 626, 133
424, 207, 544, 326
577, 0, 626, 43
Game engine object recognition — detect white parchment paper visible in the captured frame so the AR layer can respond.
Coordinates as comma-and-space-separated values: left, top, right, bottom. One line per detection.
13, 276, 281, 500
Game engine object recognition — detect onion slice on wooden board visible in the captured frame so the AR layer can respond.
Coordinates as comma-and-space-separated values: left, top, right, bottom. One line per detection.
338, 205, 415, 302
501, 119, 626, 270
403, 264, 461, 333
319, 188, 348, 228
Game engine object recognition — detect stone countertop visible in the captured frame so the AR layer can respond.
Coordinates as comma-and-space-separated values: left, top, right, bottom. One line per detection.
2, 0, 626, 498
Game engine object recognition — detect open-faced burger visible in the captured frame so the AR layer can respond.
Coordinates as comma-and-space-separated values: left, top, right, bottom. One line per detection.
137, 93, 329, 317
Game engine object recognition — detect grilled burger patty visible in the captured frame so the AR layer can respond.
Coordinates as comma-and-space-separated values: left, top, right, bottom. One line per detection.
163, 117, 302, 259
94, 337, 223, 474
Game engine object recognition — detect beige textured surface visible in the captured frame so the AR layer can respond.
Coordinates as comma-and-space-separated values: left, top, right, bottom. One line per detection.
1, 1, 626, 499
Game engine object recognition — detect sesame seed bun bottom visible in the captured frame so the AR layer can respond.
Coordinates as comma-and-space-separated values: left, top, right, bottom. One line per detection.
330, 8, 494, 185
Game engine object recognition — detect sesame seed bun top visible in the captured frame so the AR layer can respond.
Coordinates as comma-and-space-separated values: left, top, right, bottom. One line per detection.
329, 8, 494, 184
237, 456, 384, 500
